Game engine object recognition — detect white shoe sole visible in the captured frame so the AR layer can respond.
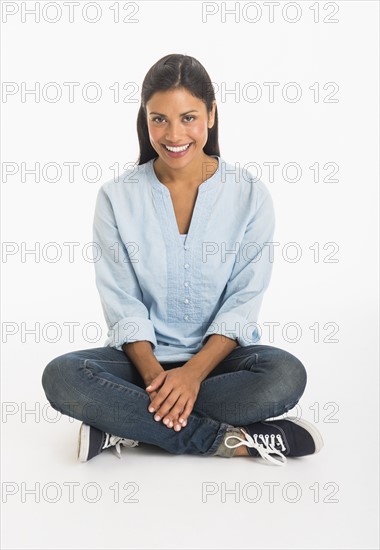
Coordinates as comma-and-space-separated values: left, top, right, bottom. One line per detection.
77, 423, 90, 462
286, 416, 324, 454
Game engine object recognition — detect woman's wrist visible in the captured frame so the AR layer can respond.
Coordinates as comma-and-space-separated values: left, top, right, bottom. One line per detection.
122, 341, 164, 386
142, 366, 165, 387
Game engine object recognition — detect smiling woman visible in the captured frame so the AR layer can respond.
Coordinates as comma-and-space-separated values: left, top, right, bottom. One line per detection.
146, 88, 216, 172
41, 53, 323, 466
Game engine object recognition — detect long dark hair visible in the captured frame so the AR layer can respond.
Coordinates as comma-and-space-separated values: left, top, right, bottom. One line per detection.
136, 54, 220, 165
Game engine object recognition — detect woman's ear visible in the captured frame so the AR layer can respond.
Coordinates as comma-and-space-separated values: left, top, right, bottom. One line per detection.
208, 100, 217, 129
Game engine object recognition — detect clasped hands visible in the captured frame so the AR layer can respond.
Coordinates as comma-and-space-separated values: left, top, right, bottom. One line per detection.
145, 366, 201, 432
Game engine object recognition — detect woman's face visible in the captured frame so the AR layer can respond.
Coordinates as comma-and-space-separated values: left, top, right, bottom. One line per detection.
146, 87, 216, 168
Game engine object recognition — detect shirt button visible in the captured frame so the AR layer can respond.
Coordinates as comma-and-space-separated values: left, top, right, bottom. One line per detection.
184, 281, 190, 287
184, 263, 190, 269
184, 315, 189, 321
184, 298, 189, 304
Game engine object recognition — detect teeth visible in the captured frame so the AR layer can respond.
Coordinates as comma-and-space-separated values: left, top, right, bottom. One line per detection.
164, 143, 191, 152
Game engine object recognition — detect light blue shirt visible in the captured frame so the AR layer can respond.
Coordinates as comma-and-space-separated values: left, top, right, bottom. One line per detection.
93, 155, 275, 362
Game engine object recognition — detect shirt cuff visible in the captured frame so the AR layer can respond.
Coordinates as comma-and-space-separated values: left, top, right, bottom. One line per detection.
104, 316, 157, 351
201, 312, 261, 347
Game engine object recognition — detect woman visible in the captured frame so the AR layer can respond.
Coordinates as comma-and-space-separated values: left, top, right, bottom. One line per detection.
42, 53, 323, 466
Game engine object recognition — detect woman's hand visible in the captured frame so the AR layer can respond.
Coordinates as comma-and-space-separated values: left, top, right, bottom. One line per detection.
145, 367, 201, 431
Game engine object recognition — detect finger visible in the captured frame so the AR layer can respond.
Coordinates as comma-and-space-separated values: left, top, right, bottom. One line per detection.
149, 386, 174, 416
177, 401, 194, 426
148, 390, 158, 403
147, 391, 158, 415
162, 399, 187, 429
155, 390, 181, 421
164, 400, 190, 431
157, 390, 181, 419
147, 382, 171, 412
146, 372, 165, 392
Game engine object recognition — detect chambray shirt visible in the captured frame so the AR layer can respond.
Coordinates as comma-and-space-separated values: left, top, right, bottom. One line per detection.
92, 155, 275, 362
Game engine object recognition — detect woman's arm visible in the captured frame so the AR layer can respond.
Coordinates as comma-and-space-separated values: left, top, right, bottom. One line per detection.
181, 334, 238, 382
93, 184, 157, 351
122, 340, 164, 386
200, 178, 275, 349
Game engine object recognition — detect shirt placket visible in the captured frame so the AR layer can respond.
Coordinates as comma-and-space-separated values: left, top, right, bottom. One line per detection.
149, 159, 219, 327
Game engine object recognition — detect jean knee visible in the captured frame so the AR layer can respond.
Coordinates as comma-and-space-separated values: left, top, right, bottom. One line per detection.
41, 358, 61, 405
283, 352, 307, 400
41, 353, 79, 407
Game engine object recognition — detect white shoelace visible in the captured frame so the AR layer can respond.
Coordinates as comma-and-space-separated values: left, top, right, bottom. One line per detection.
224, 428, 287, 466
102, 434, 139, 459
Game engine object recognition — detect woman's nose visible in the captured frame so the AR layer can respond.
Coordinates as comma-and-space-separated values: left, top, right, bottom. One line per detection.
165, 122, 183, 143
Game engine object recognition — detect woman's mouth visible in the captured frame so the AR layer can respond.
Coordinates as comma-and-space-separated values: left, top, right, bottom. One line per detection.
162, 142, 193, 158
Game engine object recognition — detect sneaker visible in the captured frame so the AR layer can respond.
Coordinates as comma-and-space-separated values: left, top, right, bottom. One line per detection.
77, 422, 139, 462
224, 417, 324, 466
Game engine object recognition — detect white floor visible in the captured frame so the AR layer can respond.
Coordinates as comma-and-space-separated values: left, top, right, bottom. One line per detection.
2, 315, 379, 550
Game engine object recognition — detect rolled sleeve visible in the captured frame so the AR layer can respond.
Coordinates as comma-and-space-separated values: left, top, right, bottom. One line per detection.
104, 316, 157, 351
93, 184, 157, 351
201, 179, 275, 347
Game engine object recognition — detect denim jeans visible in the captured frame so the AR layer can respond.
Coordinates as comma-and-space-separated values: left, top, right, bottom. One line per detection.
41, 344, 307, 457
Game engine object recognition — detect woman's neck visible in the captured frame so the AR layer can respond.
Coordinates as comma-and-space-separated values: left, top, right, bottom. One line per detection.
153, 154, 218, 188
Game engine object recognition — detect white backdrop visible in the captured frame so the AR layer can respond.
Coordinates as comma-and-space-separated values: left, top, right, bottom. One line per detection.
1, 1, 379, 549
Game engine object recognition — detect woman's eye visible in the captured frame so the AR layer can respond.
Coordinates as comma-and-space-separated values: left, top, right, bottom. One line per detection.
151, 115, 195, 124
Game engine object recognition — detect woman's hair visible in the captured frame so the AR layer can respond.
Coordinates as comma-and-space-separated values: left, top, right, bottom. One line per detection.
136, 53, 220, 165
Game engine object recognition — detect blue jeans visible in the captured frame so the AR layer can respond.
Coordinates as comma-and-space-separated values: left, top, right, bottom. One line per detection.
41, 344, 307, 457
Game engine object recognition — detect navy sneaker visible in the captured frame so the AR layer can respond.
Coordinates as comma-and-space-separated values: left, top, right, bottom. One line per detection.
77, 422, 139, 462
224, 417, 324, 466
